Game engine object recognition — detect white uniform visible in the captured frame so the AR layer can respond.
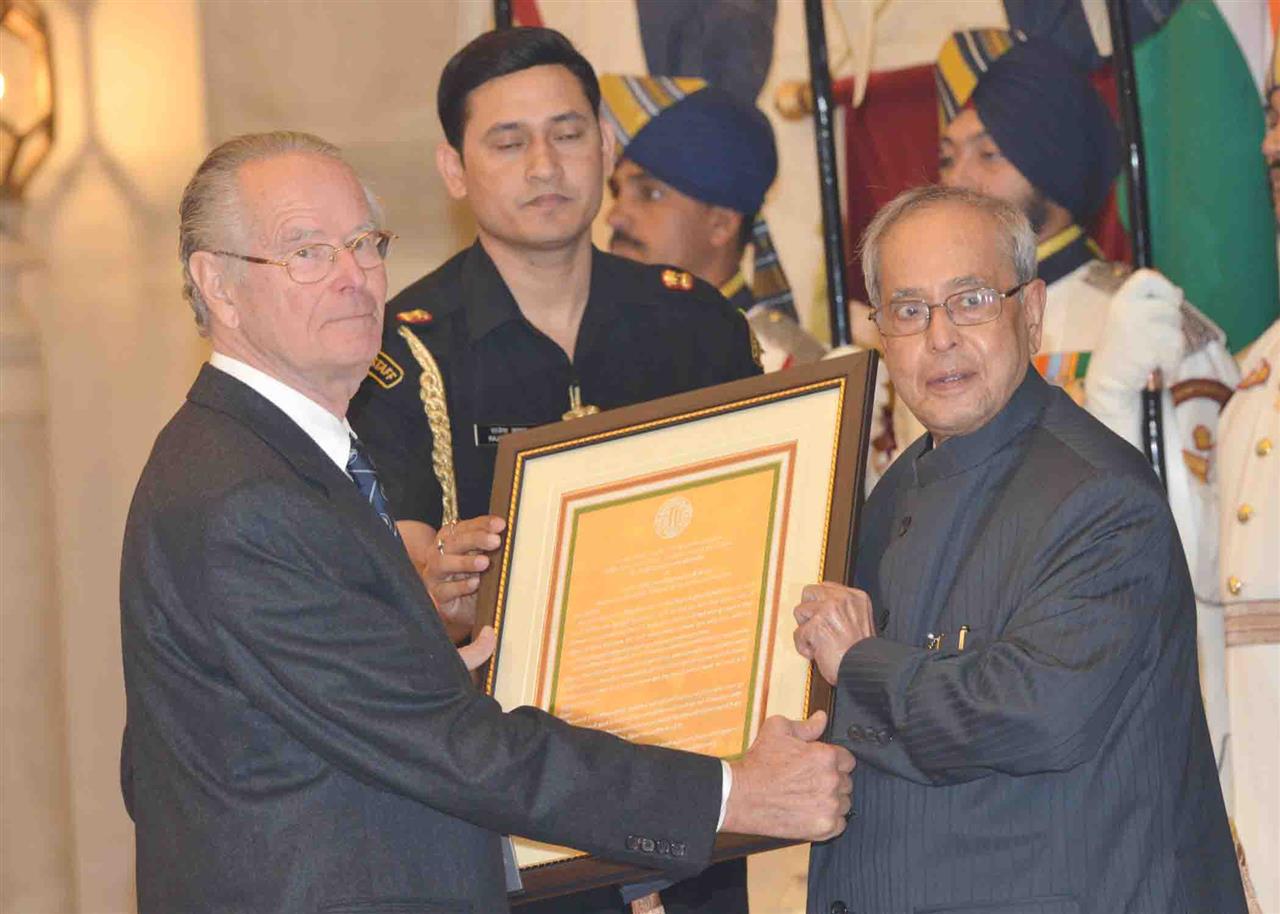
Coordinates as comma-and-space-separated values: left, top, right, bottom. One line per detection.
1217, 319, 1280, 914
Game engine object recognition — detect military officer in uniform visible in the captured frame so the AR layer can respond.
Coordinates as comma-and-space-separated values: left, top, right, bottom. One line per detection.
933, 30, 1241, 790
1212, 51, 1280, 913
602, 75, 826, 372
348, 26, 756, 914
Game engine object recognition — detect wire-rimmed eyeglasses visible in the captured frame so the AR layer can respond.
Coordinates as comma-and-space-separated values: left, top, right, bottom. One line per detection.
870, 281, 1030, 337
210, 229, 396, 285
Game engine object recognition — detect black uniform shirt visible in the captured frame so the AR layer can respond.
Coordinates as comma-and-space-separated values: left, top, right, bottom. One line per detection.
349, 241, 760, 528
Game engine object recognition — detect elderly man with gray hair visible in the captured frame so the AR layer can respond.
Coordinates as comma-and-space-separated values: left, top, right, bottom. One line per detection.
791, 185, 1245, 914
118, 130, 854, 914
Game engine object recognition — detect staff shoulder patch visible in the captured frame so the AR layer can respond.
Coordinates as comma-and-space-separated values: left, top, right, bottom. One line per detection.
368, 349, 404, 390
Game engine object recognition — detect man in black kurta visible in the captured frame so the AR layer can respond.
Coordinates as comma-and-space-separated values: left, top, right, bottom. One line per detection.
794, 185, 1245, 914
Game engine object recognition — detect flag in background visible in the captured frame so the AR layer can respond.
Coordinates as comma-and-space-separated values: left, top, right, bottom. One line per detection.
1131, 0, 1279, 352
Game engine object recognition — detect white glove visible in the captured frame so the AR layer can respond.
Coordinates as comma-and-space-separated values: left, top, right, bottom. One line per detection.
1087, 268, 1186, 393
1084, 269, 1186, 451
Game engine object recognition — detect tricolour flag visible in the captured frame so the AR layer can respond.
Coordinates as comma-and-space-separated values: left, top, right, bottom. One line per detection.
1132, 0, 1279, 351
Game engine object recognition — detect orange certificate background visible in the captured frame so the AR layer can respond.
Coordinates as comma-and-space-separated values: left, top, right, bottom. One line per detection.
536, 447, 793, 759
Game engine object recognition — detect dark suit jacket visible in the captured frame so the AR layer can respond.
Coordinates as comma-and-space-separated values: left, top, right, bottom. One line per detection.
808, 370, 1245, 914
119, 365, 721, 913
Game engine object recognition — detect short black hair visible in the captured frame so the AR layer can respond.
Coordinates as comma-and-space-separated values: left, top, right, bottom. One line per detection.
437, 27, 601, 150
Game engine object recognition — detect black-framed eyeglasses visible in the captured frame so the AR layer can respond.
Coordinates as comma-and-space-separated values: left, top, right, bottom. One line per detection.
870, 281, 1030, 338
210, 229, 396, 285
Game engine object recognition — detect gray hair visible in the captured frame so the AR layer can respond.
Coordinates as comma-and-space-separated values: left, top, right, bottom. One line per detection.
178, 131, 382, 335
860, 185, 1037, 308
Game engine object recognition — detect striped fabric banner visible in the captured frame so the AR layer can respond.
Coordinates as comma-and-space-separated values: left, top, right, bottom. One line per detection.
934, 29, 1021, 127
598, 74, 708, 145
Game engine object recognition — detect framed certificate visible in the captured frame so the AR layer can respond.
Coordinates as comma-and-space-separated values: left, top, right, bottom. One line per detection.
474, 351, 877, 901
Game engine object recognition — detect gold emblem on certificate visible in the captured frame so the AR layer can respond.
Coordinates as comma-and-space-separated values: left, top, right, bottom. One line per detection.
653, 495, 693, 539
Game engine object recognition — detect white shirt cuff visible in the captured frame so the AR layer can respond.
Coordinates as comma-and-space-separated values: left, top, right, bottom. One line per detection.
717, 760, 732, 832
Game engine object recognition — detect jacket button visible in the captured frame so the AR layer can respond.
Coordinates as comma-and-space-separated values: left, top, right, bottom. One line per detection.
830, 902, 849, 914
671, 842, 686, 857
626, 835, 640, 851
876, 728, 892, 744
640, 837, 655, 853
846, 725, 863, 740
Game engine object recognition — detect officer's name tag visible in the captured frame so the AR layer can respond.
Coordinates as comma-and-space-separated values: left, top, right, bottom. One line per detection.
474, 423, 532, 448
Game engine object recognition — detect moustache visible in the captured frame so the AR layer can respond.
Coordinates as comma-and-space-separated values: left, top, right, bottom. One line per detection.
609, 230, 645, 252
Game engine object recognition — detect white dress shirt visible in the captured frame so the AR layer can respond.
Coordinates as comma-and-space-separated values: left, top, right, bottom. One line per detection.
209, 352, 355, 475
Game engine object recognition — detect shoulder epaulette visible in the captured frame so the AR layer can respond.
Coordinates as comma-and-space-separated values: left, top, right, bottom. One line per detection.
1178, 298, 1227, 356
660, 268, 696, 292
395, 308, 434, 325
1081, 259, 1131, 295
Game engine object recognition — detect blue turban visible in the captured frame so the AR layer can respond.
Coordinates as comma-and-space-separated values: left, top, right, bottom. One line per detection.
971, 38, 1122, 222
622, 86, 778, 215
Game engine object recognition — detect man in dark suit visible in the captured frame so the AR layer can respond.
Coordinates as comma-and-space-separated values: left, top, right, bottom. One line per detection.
793, 185, 1246, 914
118, 131, 853, 914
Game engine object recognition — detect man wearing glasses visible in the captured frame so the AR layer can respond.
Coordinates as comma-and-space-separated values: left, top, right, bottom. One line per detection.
119, 130, 854, 914
791, 184, 1245, 914
933, 33, 1244, 817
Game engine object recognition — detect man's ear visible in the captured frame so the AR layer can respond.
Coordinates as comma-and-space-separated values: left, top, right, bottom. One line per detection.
1021, 278, 1047, 355
435, 141, 468, 201
599, 118, 617, 170
706, 206, 743, 250
189, 251, 240, 330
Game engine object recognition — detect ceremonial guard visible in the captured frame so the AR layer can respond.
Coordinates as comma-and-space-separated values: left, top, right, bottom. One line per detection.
601, 74, 825, 372
352, 248, 756, 536
1217, 318, 1279, 914
1213, 53, 1280, 912
348, 27, 756, 914
933, 29, 1241, 784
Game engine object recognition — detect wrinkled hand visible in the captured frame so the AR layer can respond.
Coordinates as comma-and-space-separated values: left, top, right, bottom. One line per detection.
457, 625, 496, 672
723, 711, 854, 841
401, 515, 505, 642
1091, 268, 1185, 391
793, 583, 876, 686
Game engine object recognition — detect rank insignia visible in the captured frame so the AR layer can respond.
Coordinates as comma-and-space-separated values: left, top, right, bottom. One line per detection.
661, 269, 695, 292
1182, 449, 1209, 484
368, 350, 404, 390
396, 308, 434, 324
1237, 357, 1270, 391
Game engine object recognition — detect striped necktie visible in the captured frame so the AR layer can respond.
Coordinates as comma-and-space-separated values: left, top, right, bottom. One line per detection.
346, 434, 399, 538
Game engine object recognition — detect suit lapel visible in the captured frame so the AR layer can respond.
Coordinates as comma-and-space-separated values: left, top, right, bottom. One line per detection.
188, 364, 343, 495
187, 365, 431, 615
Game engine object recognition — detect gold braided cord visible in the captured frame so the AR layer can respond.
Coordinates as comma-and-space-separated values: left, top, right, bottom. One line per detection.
396, 325, 458, 527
